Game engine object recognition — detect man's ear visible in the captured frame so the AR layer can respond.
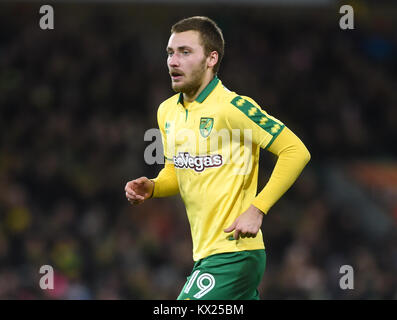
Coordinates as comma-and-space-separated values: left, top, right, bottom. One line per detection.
207, 51, 219, 69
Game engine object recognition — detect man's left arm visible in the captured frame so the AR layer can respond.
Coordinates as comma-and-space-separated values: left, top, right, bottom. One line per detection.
224, 126, 310, 239
223, 96, 310, 239
252, 126, 311, 214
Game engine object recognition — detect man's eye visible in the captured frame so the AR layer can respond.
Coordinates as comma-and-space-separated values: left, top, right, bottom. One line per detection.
183, 51, 190, 55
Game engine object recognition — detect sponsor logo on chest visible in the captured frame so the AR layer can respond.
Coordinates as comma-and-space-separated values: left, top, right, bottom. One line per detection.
173, 152, 223, 172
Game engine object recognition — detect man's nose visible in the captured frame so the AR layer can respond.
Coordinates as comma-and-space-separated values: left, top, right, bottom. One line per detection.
168, 54, 180, 67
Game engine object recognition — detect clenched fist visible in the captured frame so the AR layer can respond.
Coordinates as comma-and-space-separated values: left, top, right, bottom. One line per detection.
125, 177, 154, 205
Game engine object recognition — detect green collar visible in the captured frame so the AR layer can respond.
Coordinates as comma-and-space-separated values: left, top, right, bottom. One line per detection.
177, 75, 220, 105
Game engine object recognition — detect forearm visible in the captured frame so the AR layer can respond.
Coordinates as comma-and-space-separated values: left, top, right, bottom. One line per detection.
252, 127, 311, 214
151, 161, 180, 197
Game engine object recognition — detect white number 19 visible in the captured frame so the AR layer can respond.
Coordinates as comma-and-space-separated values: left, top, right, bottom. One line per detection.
183, 270, 215, 299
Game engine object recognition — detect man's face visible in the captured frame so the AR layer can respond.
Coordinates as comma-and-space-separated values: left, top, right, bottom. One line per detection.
166, 30, 208, 94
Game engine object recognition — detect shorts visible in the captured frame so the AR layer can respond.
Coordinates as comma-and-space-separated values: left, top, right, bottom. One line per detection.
177, 249, 266, 300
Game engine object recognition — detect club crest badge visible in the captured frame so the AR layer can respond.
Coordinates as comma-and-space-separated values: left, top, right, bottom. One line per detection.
199, 117, 214, 138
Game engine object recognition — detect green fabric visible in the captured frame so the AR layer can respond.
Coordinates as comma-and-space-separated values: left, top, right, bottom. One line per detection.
177, 249, 266, 300
196, 76, 219, 103
177, 76, 219, 105
230, 96, 285, 138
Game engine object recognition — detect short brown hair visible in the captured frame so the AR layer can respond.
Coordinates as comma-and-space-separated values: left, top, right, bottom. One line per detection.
171, 16, 225, 74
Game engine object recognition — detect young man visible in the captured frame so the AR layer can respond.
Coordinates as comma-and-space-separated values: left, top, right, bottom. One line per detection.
125, 16, 310, 300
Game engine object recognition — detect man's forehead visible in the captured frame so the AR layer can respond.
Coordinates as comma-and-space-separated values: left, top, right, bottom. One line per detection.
167, 30, 202, 48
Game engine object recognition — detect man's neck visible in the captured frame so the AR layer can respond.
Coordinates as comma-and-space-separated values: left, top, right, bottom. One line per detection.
183, 72, 215, 102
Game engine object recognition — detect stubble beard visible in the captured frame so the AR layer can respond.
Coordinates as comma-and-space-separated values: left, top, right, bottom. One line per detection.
171, 58, 207, 96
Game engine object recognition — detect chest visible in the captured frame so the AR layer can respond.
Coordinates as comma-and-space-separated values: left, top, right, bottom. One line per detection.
168, 107, 225, 141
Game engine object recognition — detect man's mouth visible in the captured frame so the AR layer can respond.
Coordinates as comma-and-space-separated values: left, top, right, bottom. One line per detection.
170, 71, 184, 81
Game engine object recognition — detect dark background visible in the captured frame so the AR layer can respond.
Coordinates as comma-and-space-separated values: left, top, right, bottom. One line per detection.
0, 1, 396, 299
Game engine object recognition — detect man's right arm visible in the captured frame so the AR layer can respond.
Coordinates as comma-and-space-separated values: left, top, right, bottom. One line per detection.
125, 160, 179, 205
151, 102, 180, 198
151, 160, 179, 198
125, 103, 179, 205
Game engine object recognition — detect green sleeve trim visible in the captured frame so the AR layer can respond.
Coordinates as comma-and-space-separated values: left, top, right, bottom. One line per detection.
230, 95, 285, 141
264, 124, 284, 149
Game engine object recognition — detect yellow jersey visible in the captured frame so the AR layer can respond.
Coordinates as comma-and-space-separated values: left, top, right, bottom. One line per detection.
157, 76, 285, 261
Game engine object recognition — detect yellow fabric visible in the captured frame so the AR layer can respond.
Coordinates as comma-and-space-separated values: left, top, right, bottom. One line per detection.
183, 100, 193, 109
152, 161, 179, 198
252, 127, 311, 214
153, 76, 309, 261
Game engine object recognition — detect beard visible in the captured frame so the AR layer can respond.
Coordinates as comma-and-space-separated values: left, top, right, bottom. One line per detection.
171, 57, 207, 95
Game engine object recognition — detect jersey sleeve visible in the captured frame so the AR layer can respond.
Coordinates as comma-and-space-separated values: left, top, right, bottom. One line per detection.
152, 103, 179, 197
227, 95, 285, 149
151, 161, 179, 197
251, 126, 311, 214
157, 103, 173, 161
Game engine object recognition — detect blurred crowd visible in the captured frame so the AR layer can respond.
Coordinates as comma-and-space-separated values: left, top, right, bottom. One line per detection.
0, 4, 396, 299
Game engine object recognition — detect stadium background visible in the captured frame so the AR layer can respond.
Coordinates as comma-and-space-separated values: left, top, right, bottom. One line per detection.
0, 0, 396, 299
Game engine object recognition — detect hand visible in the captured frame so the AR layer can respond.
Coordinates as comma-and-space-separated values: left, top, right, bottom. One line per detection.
224, 205, 264, 240
125, 177, 154, 205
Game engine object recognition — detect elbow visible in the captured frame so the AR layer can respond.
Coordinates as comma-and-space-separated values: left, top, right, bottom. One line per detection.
302, 146, 311, 166
292, 141, 310, 167
304, 147, 312, 165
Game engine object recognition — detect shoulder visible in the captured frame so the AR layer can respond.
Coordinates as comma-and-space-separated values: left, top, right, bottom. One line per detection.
229, 94, 262, 111
227, 92, 272, 119
219, 88, 283, 126
216, 85, 262, 117
157, 93, 180, 119
158, 93, 180, 111
214, 82, 261, 110
214, 84, 239, 112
